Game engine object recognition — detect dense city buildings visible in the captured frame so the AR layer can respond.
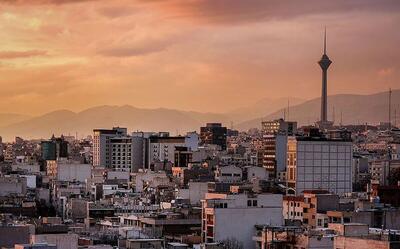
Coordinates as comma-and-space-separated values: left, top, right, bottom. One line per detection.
0, 11, 399, 249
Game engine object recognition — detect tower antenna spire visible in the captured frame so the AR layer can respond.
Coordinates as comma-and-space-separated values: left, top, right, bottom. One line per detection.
324, 26, 327, 54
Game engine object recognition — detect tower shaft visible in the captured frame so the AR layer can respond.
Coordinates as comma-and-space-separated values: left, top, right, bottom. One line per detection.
321, 69, 328, 122
318, 28, 332, 126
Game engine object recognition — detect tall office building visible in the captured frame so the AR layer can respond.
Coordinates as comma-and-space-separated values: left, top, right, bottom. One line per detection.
286, 128, 353, 195
110, 136, 132, 172
316, 29, 334, 129
259, 119, 297, 178
92, 127, 127, 167
41, 141, 57, 161
200, 123, 227, 150
41, 135, 69, 160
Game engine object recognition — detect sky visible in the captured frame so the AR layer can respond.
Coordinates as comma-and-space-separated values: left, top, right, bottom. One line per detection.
0, 0, 399, 116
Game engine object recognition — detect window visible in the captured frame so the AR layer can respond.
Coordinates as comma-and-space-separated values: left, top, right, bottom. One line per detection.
252, 200, 257, 207
247, 200, 252, 207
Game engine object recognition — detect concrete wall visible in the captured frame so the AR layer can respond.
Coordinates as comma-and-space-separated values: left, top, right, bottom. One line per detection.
21, 175, 36, 189
57, 163, 91, 182
334, 236, 390, 249
296, 235, 333, 249
247, 167, 269, 181
328, 223, 369, 237
213, 195, 283, 249
188, 182, 209, 205
134, 171, 169, 192
107, 171, 130, 180
0, 177, 27, 196
11, 164, 40, 173
275, 134, 288, 173
70, 198, 88, 219
215, 166, 242, 183
31, 234, 78, 249
0, 225, 32, 247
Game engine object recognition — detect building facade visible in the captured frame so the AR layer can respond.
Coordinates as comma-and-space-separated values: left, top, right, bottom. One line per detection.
287, 130, 353, 195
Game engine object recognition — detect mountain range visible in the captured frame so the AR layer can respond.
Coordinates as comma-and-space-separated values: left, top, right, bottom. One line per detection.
0, 89, 398, 141
236, 89, 400, 130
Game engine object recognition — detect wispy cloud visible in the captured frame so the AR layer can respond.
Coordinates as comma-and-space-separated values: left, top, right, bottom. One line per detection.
0, 50, 47, 59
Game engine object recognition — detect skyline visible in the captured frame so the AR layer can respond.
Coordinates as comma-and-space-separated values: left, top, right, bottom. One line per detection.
0, 0, 400, 116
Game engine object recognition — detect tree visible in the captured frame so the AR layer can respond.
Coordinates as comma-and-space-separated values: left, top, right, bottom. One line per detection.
388, 167, 400, 185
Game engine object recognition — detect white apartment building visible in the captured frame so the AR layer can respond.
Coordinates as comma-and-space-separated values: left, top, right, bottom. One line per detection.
147, 132, 198, 168
201, 193, 283, 249
287, 135, 353, 195
95, 129, 199, 171
148, 135, 186, 166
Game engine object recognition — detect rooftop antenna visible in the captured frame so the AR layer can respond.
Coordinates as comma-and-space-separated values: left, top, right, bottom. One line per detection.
287, 98, 290, 121
283, 109, 286, 121
340, 110, 343, 127
389, 88, 392, 131
332, 106, 335, 125
230, 121, 234, 130
395, 108, 397, 128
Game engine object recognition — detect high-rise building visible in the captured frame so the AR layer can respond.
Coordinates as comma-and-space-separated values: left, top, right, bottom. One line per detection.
41, 135, 69, 161
259, 119, 297, 178
286, 128, 353, 195
316, 29, 334, 129
41, 141, 57, 161
110, 136, 132, 172
200, 123, 227, 150
92, 127, 127, 167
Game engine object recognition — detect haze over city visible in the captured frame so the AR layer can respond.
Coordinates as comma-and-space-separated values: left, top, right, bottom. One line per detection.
2, 1, 400, 249
0, 0, 400, 116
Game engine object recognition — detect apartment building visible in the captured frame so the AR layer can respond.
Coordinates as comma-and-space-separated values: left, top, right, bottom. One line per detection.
201, 193, 283, 249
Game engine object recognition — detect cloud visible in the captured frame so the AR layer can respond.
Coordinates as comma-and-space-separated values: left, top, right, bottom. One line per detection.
97, 6, 137, 19
99, 45, 167, 57
1, 0, 96, 5
97, 33, 179, 57
138, 0, 400, 24
0, 50, 47, 59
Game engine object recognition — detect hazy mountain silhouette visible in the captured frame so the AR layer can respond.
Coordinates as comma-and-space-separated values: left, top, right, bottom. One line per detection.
0, 113, 31, 129
0, 105, 230, 141
1, 90, 399, 141
237, 89, 400, 130
227, 97, 305, 123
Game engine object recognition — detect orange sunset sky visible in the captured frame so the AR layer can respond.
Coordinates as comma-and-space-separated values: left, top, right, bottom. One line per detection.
0, 0, 399, 115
